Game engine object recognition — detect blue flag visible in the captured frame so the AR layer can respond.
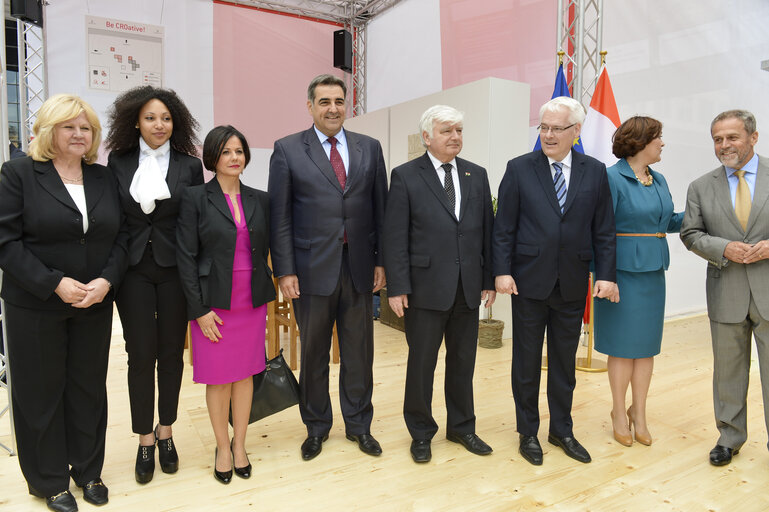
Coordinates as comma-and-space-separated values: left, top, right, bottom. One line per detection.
534, 64, 584, 153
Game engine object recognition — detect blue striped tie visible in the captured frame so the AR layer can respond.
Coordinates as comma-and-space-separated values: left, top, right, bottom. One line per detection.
553, 162, 567, 213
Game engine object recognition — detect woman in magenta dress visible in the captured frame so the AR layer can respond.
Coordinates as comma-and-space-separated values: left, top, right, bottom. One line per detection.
176, 125, 275, 484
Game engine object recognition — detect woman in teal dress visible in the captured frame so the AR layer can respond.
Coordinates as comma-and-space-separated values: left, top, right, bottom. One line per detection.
594, 116, 683, 447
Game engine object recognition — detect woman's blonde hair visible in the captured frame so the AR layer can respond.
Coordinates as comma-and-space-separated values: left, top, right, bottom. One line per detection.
28, 94, 102, 164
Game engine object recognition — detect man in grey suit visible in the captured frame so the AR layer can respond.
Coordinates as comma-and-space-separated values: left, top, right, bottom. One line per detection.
269, 74, 388, 460
681, 109, 769, 466
383, 105, 496, 463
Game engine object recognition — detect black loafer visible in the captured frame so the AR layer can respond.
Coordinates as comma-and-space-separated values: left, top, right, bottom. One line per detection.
213, 447, 232, 484
231, 439, 252, 479
79, 478, 108, 506
519, 435, 543, 465
548, 434, 591, 463
135, 444, 155, 484
446, 432, 492, 455
346, 433, 383, 456
45, 490, 78, 512
155, 425, 179, 474
410, 439, 431, 463
301, 435, 329, 461
709, 444, 739, 466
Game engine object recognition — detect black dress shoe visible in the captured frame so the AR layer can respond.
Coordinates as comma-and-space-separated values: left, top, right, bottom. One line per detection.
447, 432, 493, 455
709, 444, 739, 466
155, 425, 179, 474
519, 435, 543, 465
45, 490, 78, 512
301, 435, 329, 461
213, 447, 232, 484
410, 439, 431, 463
231, 439, 252, 479
548, 434, 591, 463
79, 478, 108, 506
135, 444, 155, 484
346, 433, 383, 456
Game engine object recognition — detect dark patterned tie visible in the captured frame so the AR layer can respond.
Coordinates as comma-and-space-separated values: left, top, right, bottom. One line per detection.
328, 136, 346, 190
441, 163, 455, 212
553, 162, 567, 213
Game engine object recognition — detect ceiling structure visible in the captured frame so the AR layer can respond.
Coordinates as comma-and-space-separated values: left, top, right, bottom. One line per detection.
220, 0, 404, 25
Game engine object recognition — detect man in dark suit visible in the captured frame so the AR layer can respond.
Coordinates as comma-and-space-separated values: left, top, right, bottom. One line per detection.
268, 74, 388, 460
493, 96, 618, 465
383, 105, 496, 463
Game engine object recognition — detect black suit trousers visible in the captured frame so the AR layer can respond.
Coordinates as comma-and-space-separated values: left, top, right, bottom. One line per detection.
403, 277, 478, 440
115, 247, 187, 435
512, 284, 584, 438
6, 302, 112, 496
292, 246, 374, 436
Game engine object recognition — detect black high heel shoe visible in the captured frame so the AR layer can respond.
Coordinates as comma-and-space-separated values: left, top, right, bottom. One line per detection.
213, 447, 232, 484
231, 439, 252, 479
154, 424, 179, 474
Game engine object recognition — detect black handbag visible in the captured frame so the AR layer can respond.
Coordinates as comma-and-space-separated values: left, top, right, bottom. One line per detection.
229, 349, 300, 424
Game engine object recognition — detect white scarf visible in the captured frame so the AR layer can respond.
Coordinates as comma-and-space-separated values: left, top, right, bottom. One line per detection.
130, 140, 171, 214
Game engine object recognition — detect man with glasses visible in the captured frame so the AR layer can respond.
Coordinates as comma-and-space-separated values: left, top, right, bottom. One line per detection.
492, 96, 618, 466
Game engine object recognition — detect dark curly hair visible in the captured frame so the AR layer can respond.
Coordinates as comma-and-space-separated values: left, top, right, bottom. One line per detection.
105, 85, 200, 156
612, 116, 662, 159
203, 125, 251, 172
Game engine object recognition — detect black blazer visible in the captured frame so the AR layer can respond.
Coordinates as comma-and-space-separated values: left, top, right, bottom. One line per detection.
383, 153, 494, 311
268, 126, 388, 296
176, 179, 276, 320
0, 157, 127, 309
492, 149, 616, 302
108, 148, 204, 269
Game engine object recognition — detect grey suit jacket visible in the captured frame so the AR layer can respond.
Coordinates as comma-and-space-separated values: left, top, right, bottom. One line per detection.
680, 155, 769, 322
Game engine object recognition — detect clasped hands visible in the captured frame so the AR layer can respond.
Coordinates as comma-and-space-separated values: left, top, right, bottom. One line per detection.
55, 276, 111, 308
724, 240, 769, 264
495, 274, 620, 303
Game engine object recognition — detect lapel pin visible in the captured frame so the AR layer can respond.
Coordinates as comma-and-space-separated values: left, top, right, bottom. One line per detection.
465, 172, 471, 176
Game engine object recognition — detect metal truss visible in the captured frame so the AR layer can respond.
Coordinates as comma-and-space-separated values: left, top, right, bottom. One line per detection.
227, 0, 404, 114
557, 0, 604, 105
17, 20, 48, 150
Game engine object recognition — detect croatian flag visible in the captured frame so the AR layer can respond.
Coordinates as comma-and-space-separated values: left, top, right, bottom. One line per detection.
534, 63, 584, 153
581, 66, 620, 166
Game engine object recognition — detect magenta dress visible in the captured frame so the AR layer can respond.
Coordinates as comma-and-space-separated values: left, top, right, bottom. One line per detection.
191, 194, 267, 384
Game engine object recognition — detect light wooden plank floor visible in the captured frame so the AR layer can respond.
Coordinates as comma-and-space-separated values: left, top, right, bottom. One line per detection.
1, 310, 769, 511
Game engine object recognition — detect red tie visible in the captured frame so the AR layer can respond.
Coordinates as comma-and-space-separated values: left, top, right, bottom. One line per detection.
328, 136, 346, 190
328, 136, 347, 242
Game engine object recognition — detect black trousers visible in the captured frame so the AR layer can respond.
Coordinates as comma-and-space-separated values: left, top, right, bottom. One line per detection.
116, 248, 187, 435
511, 283, 585, 438
293, 247, 374, 437
403, 277, 478, 440
6, 302, 112, 496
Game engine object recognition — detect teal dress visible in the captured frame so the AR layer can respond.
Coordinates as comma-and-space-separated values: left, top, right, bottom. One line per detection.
594, 159, 683, 358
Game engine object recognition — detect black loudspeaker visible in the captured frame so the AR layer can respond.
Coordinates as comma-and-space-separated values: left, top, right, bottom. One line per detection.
11, 0, 44, 28
333, 29, 352, 73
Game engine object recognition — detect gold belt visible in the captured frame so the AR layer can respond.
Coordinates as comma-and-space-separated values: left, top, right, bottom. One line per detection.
616, 233, 666, 238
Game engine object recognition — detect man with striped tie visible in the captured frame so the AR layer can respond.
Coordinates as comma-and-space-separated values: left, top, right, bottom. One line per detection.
492, 96, 618, 466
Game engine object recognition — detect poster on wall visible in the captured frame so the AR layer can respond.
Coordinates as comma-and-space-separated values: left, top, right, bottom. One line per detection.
85, 15, 163, 92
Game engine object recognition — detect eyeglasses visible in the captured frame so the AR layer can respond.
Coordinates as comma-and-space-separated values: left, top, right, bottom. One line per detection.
537, 123, 575, 134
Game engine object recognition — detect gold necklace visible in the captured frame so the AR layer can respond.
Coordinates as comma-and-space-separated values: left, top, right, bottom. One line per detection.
59, 173, 84, 184
634, 170, 653, 187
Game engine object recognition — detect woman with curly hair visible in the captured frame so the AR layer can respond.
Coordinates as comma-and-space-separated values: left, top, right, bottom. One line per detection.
105, 86, 203, 484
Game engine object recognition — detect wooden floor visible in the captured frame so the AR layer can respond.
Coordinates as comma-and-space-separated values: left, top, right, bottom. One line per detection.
1, 310, 769, 511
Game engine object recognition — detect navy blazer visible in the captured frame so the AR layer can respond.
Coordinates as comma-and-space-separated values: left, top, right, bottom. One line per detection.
109, 148, 204, 269
383, 153, 494, 311
492, 149, 616, 302
0, 157, 127, 309
176, 179, 276, 320
268, 126, 388, 296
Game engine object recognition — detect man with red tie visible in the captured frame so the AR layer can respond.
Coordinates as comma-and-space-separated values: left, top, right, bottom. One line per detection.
268, 74, 388, 461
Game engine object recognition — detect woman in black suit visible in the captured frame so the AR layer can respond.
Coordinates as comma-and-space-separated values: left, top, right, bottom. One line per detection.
104, 86, 203, 484
0, 94, 126, 512
176, 126, 275, 483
